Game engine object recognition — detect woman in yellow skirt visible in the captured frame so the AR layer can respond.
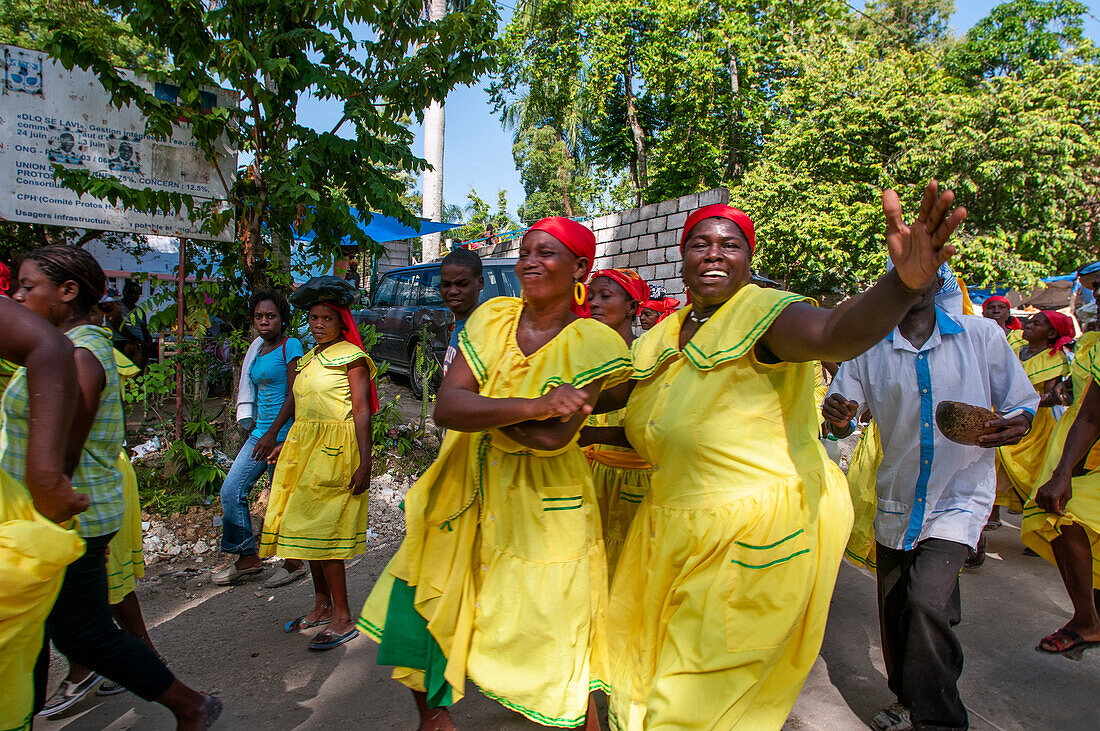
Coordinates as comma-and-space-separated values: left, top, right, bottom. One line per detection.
0, 297, 87, 731
578, 268, 653, 579
1025, 352, 1100, 653
260, 276, 378, 651
995, 311, 1072, 514
360, 217, 631, 728
981, 295, 1024, 351
599, 182, 966, 730
843, 418, 882, 572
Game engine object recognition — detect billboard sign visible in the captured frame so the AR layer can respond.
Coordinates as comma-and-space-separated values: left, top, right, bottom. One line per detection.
0, 44, 237, 241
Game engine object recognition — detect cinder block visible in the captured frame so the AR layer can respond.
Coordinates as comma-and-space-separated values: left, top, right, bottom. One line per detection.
698, 187, 726, 206
647, 247, 664, 265
628, 251, 649, 268
647, 216, 667, 234
678, 192, 700, 211
629, 220, 648, 237
656, 262, 678, 279
621, 207, 640, 224
639, 202, 661, 219
639, 265, 657, 280
656, 230, 677, 247
619, 236, 639, 253
658, 198, 679, 216
667, 211, 688, 229
595, 227, 614, 244
612, 253, 631, 268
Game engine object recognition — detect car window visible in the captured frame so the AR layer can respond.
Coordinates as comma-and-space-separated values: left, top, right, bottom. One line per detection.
417, 268, 443, 306
372, 275, 399, 308
394, 273, 416, 307
497, 264, 521, 297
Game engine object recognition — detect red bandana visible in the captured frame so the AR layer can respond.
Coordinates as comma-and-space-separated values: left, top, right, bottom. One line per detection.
680, 204, 756, 253
589, 268, 649, 304
981, 295, 1021, 330
1041, 310, 1075, 356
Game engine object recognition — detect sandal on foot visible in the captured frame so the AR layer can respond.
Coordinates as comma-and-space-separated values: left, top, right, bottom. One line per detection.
265, 565, 308, 588
871, 702, 912, 731
284, 615, 331, 633
307, 628, 359, 651
212, 564, 262, 585
1037, 628, 1100, 654
983, 520, 1001, 531
201, 694, 223, 729
38, 673, 103, 717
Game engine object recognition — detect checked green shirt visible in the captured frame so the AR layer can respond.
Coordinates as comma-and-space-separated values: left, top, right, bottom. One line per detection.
0, 325, 124, 537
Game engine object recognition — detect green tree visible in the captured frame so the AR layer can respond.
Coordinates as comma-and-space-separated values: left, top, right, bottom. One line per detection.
47, 0, 497, 290
449, 189, 518, 244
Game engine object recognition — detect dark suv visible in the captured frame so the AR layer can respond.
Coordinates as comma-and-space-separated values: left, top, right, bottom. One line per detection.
357, 258, 521, 398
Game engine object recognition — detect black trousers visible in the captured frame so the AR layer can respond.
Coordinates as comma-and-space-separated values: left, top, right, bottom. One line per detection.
876, 538, 969, 731
34, 532, 175, 711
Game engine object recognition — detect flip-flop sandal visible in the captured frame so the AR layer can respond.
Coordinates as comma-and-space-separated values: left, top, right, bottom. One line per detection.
284, 615, 332, 633
983, 521, 1001, 531
307, 628, 359, 651
1037, 628, 1100, 654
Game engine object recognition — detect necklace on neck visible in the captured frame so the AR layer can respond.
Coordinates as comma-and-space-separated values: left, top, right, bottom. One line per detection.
689, 310, 711, 324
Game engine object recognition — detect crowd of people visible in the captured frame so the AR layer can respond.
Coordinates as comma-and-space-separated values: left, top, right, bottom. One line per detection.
0, 179, 1097, 731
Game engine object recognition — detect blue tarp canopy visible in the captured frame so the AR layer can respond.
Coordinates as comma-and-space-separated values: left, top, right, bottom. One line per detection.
295, 210, 459, 246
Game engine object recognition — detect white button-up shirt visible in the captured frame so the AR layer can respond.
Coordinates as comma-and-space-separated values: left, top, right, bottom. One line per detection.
828, 308, 1039, 551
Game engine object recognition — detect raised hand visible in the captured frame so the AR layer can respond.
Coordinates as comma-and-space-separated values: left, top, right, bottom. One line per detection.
883, 180, 967, 292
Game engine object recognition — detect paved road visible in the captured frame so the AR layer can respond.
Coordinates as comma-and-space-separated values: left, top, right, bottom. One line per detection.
39, 516, 1098, 730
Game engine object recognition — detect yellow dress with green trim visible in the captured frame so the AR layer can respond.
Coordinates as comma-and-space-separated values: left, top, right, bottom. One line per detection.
1022, 331, 1100, 582
584, 408, 652, 580
608, 284, 854, 731
359, 297, 631, 727
1007, 329, 1025, 352
996, 345, 1069, 511
0, 358, 17, 398
259, 340, 375, 560
107, 349, 144, 605
843, 420, 882, 571
0, 467, 84, 731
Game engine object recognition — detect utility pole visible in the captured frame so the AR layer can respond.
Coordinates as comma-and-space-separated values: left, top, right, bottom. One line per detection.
420, 0, 447, 262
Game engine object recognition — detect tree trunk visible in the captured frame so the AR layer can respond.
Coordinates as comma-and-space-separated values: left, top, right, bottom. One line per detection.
725, 55, 742, 181
557, 129, 574, 217
420, 0, 448, 262
624, 58, 647, 207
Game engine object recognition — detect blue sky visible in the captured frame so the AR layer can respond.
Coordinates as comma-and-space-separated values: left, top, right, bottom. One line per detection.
295, 1, 1100, 223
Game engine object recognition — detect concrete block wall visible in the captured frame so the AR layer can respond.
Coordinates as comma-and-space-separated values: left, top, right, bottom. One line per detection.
474, 187, 729, 304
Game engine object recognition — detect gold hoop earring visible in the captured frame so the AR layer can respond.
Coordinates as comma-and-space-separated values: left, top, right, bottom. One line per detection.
574, 281, 586, 306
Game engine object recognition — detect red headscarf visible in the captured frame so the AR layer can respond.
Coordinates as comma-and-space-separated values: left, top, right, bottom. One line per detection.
527, 217, 597, 317
320, 300, 379, 414
1041, 310, 1075, 356
981, 295, 1021, 330
589, 268, 649, 303
0, 260, 11, 296
680, 204, 756, 253
638, 297, 679, 323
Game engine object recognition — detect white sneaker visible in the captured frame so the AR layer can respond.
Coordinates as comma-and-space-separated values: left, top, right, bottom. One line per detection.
871, 703, 913, 731
38, 673, 103, 717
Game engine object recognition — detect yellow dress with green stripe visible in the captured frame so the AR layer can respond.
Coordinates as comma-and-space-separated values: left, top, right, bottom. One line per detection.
844, 420, 882, 571
584, 408, 652, 580
260, 340, 375, 560
107, 350, 144, 604
608, 284, 854, 731
0, 358, 17, 399
1007, 329, 1025, 352
996, 345, 1069, 510
359, 297, 631, 727
1022, 330, 1100, 582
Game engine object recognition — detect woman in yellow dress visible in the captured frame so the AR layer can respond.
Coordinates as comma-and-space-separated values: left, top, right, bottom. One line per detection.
599, 182, 967, 730
359, 217, 631, 729
0, 297, 86, 731
996, 311, 1073, 514
578, 268, 653, 579
981, 295, 1024, 350
260, 276, 378, 651
1025, 352, 1100, 653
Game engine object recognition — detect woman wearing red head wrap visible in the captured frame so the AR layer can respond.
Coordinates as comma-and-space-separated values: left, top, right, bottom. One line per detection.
579, 268, 654, 578
260, 277, 379, 651
995, 311, 1073, 515
594, 183, 978, 729
982, 295, 1025, 353
360, 218, 631, 727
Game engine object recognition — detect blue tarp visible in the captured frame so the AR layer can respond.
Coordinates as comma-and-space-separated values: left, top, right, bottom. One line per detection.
295, 210, 459, 246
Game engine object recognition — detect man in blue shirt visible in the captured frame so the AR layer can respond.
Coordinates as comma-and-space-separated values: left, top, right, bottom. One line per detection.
824, 272, 1037, 731
439, 249, 483, 376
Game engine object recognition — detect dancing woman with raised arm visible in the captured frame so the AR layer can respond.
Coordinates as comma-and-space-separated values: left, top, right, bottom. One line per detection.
601, 182, 966, 730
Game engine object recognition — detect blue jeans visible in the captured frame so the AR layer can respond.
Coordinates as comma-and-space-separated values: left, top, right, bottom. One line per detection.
220, 433, 275, 555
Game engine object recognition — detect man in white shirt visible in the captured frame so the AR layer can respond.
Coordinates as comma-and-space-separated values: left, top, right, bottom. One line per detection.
824, 273, 1038, 731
